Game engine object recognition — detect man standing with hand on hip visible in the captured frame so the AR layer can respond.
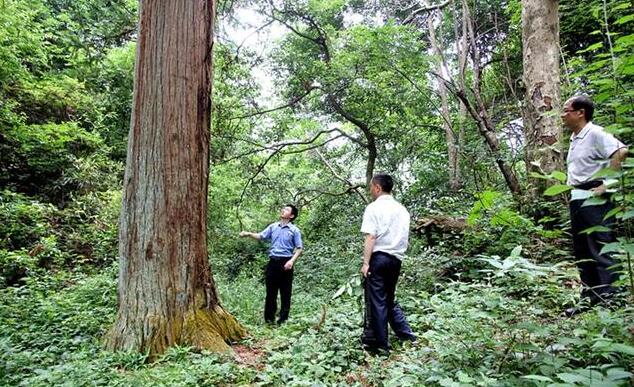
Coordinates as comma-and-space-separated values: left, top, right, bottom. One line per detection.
562, 95, 628, 316
240, 204, 303, 324
360, 173, 416, 353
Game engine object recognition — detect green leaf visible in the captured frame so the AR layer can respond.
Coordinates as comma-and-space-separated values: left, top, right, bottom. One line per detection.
457, 371, 473, 383
604, 207, 623, 220
556, 372, 589, 384
616, 14, 634, 25
579, 41, 603, 53
544, 184, 572, 196
509, 245, 522, 258
605, 368, 632, 380
621, 209, 634, 220
331, 284, 346, 299
580, 225, 611, 234
591, 168, 622, 179
615, 33, 634, 47
622, 243, 634, 256
550, 171, 567, 182
599, 242, 622, 255
529, 172, 549, 180
581, 196, 607, 207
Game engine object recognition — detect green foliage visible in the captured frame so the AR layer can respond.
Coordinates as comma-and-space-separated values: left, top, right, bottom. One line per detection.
0, 122, 108, 200
57, 189, 122, 266
15, 75, 98, 125
89, 41, 136, 159
464, 190, 536, 257
0, 191, 55, 251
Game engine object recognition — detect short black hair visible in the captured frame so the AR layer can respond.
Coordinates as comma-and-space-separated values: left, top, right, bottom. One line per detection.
285, 204, 299, 221
569, 95, 594, 122
371, 173, 393, 193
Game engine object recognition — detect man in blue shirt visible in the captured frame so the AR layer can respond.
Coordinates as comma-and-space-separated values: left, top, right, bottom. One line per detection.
239, 204, 304, 324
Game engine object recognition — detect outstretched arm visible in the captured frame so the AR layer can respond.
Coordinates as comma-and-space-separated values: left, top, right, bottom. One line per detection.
239, 231, 262, 240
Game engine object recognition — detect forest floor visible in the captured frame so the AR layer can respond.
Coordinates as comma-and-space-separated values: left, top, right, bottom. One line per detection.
1, 246, 634, 386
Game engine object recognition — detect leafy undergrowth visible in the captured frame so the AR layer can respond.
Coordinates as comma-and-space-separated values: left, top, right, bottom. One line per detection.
1, 247, 633, 386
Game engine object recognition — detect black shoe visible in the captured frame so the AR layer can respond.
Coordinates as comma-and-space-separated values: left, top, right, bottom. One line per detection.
361, 338, 390, 356
362, 344, 390, 356
397, 333, 417, 342
277, 318, 287, 325
563, 307, 581, 317
563, 298, 594, 317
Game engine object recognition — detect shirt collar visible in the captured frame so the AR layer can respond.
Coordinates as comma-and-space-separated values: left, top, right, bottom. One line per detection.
571, 122, 593, 141
375, 194, 393, 201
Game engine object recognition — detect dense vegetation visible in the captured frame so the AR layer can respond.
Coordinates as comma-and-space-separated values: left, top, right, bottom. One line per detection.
1, 0, 633, 385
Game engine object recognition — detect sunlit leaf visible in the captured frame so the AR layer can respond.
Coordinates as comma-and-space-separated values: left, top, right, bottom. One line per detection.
544, 184, 572, 196
581, 196, 607, 207
550, 171, 567, 182
580, 225, 611, 234
331, 284, 346, 300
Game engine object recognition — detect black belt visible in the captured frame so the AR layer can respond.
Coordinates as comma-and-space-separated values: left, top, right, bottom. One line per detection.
574, 180, 603, 190
371, 251, 398, 260
270, 256, 292, 260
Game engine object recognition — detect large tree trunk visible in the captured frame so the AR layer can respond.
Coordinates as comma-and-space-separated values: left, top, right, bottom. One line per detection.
522, 0, 563, 194
104, 0, 245, 358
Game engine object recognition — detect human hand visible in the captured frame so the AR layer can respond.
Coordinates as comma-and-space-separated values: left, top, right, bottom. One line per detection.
239, 231, 249, 237
590, 184, 607, 196
360, 262, 370, 277
284, 260, 294, 270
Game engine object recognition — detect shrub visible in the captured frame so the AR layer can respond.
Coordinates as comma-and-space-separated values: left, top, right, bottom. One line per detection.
0, 122, 105, 201
0, 190, 55, 251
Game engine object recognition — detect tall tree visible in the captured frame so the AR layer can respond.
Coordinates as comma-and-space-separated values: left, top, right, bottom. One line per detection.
104, 0, 245, 357
522, 0, 563, 193
425, 8, 462, 190
448, 0, 522, 195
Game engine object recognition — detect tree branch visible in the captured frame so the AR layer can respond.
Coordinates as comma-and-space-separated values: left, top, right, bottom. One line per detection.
314, 149, 369, 204
229, 86, 317, 120
402, 0, 450, 25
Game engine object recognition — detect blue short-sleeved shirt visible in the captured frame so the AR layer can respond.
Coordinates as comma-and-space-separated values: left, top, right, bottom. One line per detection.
260, 222, 303, 257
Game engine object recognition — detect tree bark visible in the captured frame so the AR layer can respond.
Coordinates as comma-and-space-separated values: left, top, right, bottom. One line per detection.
427, 11, 462, 191
522, 0, 563, 194
104, 0, 245, 358
452, 0, 522, 196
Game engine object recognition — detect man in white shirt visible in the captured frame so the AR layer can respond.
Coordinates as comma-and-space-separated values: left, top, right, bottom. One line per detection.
360, 173, 416, 352
562, 95, 628, 316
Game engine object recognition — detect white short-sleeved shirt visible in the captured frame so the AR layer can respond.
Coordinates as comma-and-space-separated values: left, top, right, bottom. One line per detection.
567, 122, 626, 187
360, 195, 410, 260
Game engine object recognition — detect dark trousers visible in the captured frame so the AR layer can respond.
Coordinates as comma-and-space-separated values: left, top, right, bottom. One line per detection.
570, 198, 620, 302
362, 251, 415, 351
265, 256, 293, 323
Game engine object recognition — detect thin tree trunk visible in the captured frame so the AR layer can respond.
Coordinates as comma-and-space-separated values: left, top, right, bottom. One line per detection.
326, 94, 377, 187
522, 0, 563, 195
104, 0, 245, 358
454, 0, 467, 188
457, 0, 522, 195
427, 11, 461, 190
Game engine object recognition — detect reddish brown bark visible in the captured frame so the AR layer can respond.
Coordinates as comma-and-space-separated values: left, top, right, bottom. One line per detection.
104, 0, 245, 358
